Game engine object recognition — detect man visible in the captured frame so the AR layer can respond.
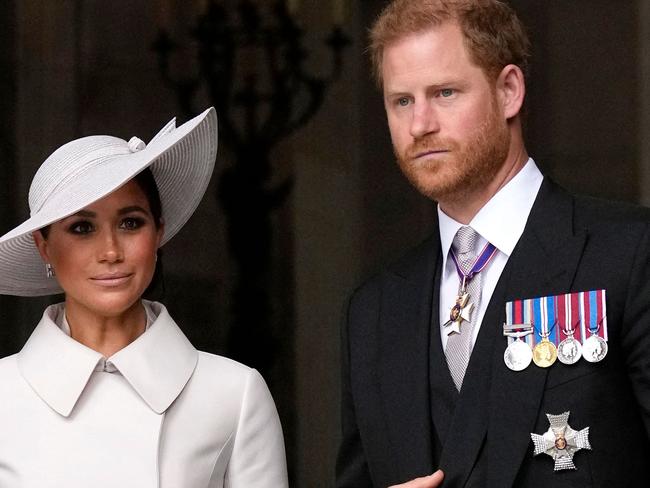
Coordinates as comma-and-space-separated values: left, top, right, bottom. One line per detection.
336, 1, 650, 487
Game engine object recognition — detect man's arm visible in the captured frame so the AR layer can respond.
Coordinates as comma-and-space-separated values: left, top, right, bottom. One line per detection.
336, 295, 374, 487
620, 223, 650, 435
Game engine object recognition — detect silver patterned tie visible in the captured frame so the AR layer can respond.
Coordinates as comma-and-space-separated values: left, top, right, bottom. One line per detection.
445, 226, 482, 391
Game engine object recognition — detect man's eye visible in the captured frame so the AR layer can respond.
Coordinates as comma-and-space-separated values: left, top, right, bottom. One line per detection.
397, 97, 410, 107
69, 221, 94, 235
120, 217, 144, 230
440, 88, 455, 98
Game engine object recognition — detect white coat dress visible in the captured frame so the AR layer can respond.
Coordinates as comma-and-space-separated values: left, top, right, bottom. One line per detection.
0, 301, 288, 487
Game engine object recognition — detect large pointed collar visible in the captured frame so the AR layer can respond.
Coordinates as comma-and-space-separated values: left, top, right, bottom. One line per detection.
17, 301, 198, 417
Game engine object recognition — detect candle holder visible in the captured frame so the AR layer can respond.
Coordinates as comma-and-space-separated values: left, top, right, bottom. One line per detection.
153, 0, 350, 375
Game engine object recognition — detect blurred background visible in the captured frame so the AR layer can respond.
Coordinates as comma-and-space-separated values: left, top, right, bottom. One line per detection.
0, 0, 648, 486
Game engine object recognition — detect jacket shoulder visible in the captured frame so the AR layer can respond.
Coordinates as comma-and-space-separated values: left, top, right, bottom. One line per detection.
350, 234, 437, 301
190, 352, 274, 408
192, 351, 258, 394
572, 192, 650, 225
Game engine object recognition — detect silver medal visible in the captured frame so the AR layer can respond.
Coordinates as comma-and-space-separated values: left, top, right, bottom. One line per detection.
557, 337, 582, 365
504, 339, 533, 371
582, 334, 608, 363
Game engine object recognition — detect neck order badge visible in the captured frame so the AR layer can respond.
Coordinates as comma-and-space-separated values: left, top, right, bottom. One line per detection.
443, 241, 498, 334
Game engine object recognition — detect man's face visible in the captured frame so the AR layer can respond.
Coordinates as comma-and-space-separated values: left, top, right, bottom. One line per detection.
382, 23, 510, 204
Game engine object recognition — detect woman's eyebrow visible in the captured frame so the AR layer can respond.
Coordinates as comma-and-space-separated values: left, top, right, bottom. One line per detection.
69, 210, 95, 218
118, 205, 149, 216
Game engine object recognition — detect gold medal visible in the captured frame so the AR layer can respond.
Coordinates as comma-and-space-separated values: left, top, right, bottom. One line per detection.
532, 338, 557, 368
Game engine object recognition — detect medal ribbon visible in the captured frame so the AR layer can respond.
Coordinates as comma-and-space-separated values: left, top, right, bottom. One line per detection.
557, 294, 567, 341
533, 296, 557, 345
547, 295, 557, 344
450, 241, 498, 285
589, 290, 598, 334
524, 299, 533, 346
599, 289, 608, 341
581, 290, 608, 340
504, 298, 534, 346
533, 297, 543, 344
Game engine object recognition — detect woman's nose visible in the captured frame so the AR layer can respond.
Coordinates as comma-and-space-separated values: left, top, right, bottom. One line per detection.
98, 231, 124, 263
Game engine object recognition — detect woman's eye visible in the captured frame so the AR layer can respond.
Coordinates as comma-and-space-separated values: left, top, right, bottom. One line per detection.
120, 217, 144, 230
440, 88, 455, 98
69, 221, 94, 235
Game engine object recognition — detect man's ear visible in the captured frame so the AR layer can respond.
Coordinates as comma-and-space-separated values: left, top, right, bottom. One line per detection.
496, 64, 526, 120
32, 230, 50, 263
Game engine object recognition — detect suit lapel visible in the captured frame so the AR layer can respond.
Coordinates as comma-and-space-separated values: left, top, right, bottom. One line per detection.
429, 258, 460, 448
436, 258, 510, 487
486, 180, 587, 487
435, 179, 588, 487
379, 234, 441, 480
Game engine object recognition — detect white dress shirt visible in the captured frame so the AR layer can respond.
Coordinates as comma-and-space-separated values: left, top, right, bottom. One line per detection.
0, 301, 288, 488
438, 158, 543, 350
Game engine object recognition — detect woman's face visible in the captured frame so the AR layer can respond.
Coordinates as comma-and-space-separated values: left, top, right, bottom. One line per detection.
33, 180, 163, 318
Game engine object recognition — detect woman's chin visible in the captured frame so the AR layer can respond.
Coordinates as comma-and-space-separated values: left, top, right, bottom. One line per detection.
68, 291, 144, 319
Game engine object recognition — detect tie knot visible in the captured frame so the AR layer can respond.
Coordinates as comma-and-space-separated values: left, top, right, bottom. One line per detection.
452, 226, 479, 257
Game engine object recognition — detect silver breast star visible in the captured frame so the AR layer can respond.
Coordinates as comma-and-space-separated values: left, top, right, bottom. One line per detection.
530, 411, 591, 471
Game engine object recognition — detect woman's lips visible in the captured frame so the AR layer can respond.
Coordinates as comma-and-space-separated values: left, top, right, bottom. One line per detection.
90, 273, 133, 287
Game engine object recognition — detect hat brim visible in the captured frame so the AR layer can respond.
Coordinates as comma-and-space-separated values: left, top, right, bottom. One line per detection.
0, 107, 218, 296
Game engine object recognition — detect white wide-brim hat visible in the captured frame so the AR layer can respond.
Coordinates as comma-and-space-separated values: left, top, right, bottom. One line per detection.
0, 107, 218, 296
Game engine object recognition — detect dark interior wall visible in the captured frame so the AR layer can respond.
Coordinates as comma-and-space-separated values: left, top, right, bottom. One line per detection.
0, 0, 18, 352
511, 0, 640, 202
0, 1, 646, 487
358, 3, 437, 277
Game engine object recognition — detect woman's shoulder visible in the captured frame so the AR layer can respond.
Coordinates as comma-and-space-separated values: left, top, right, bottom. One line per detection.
185, 352, 274, 407
193, 351, 261, 388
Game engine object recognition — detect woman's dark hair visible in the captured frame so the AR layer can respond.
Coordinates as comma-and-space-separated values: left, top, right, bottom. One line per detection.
39, 167, 166, 298
133, 168, 163, 230
133, 168, 165, 300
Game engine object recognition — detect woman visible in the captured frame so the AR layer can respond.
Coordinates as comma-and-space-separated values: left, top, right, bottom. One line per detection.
0, 107, 288, 487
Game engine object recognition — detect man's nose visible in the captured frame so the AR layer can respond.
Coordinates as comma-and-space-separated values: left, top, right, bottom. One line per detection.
410, 101, 440, 139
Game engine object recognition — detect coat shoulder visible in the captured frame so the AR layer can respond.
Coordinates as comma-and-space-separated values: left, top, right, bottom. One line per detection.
192, 351, 256, 393
572, 193, 650, 225
350, 234, 438, 301
188, 352, 272, 409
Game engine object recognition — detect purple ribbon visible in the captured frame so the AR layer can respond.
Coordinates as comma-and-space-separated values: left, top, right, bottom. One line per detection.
450, 241, 498, 285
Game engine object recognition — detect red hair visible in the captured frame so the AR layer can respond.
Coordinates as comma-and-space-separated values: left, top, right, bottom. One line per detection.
369, 0, 530, 86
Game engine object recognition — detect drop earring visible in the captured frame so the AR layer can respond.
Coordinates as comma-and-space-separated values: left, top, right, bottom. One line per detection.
45, 263, 55, 278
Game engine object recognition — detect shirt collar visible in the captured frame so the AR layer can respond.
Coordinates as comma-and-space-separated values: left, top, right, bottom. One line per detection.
17, 301, 198, 417
438, 158, 543, 265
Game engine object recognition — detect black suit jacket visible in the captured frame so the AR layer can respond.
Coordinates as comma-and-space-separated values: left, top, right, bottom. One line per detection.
336, 179, 650, 487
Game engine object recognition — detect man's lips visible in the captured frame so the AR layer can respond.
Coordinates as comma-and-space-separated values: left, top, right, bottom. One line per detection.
413, 149, 449, 159
89, 273, 133, 287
